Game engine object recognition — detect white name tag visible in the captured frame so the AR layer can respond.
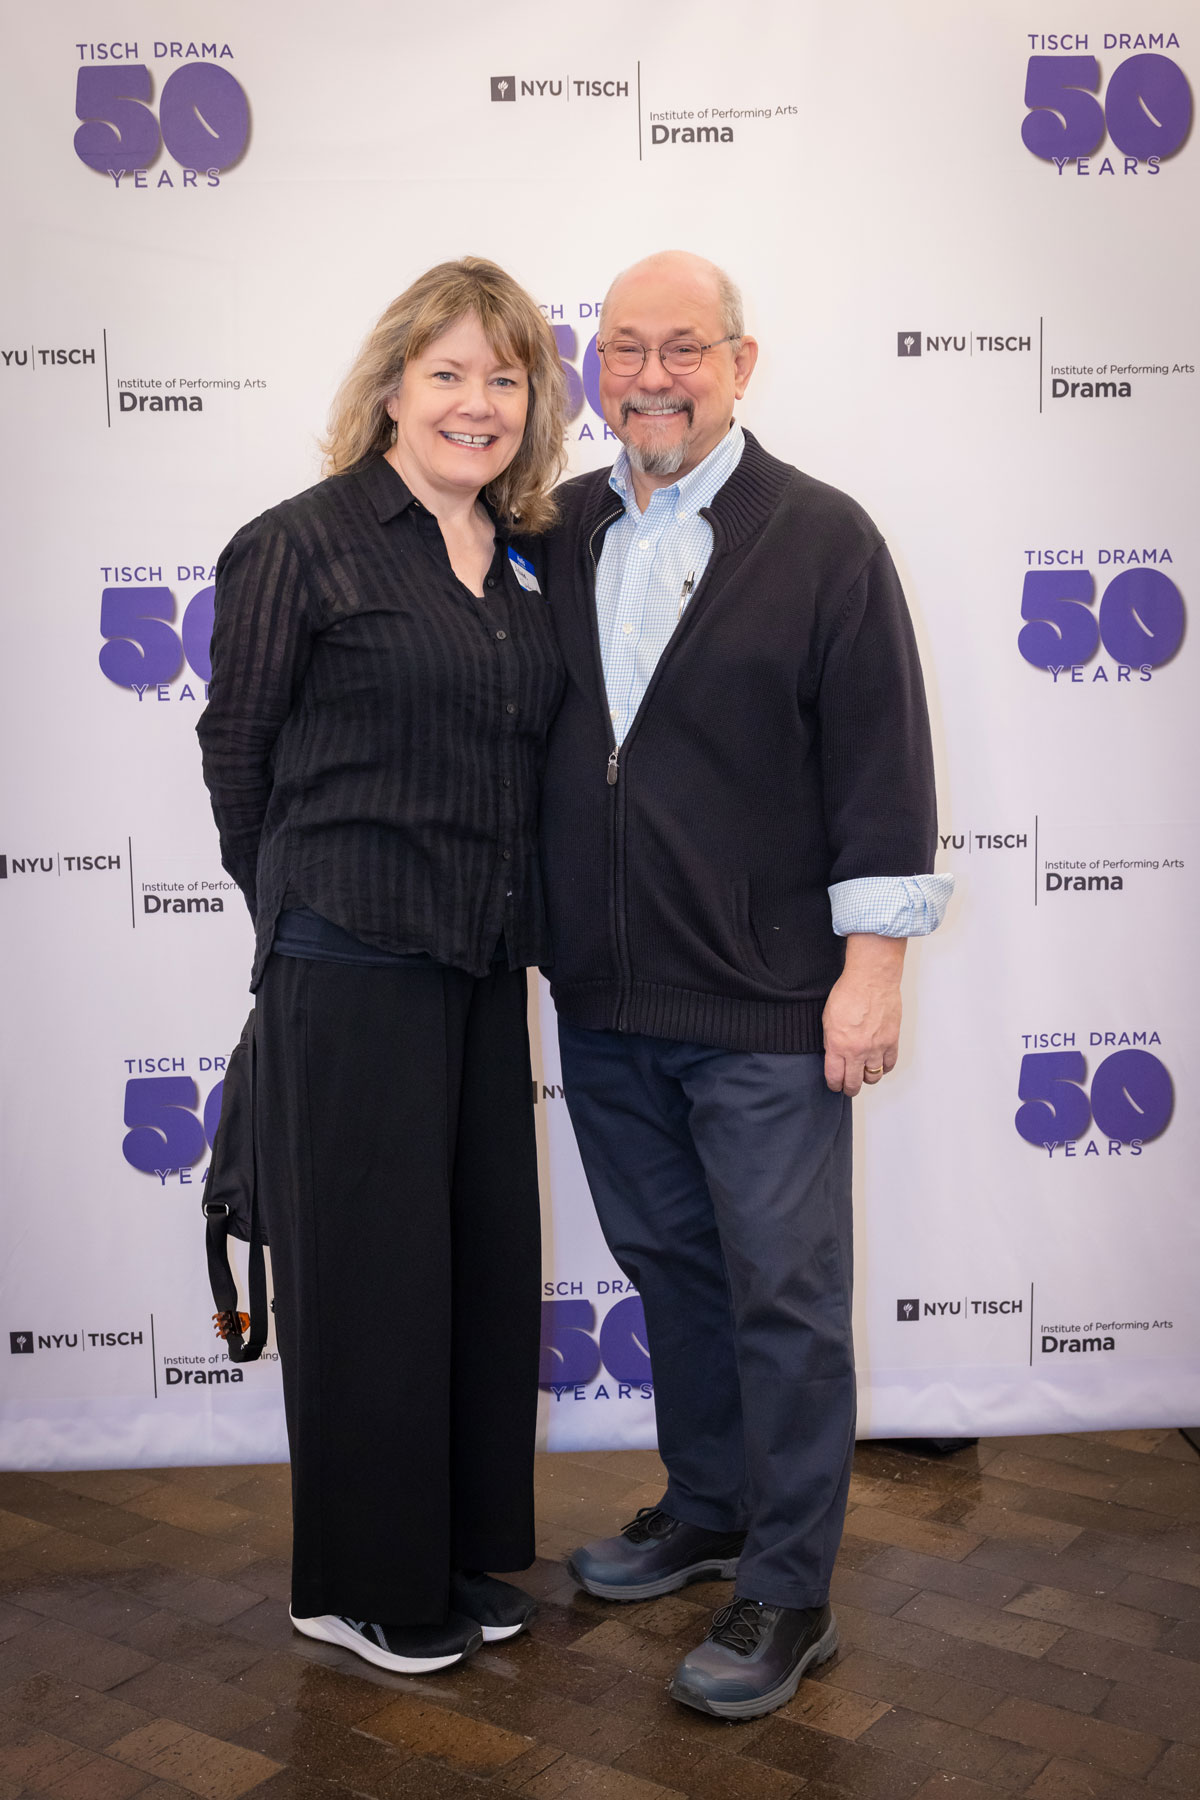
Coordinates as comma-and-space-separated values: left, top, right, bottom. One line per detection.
508, 548, 541, 594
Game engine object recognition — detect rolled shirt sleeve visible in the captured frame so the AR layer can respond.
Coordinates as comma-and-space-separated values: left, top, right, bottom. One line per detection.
829, 872, 955, 938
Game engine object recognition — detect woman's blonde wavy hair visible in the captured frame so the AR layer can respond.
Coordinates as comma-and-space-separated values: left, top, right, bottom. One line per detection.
321, 258, 567, 533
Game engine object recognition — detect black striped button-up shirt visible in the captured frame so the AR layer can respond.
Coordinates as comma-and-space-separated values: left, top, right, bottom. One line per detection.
198, 457, 563, 988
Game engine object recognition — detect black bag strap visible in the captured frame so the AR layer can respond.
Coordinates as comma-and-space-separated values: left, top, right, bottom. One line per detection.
203, 1016, 268, 1363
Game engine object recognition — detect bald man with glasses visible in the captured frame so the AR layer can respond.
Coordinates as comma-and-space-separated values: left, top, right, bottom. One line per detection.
539, 251, 951, 1720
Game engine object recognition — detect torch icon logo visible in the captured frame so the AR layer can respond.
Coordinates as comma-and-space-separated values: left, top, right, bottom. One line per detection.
897, 332, 922, 357
491, 76, 516, 102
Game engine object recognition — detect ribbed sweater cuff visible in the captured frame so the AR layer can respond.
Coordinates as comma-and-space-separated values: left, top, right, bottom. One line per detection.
552, 981, 827, 1054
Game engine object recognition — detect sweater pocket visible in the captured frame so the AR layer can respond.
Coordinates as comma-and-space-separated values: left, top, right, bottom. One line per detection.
730, 875, 805, 989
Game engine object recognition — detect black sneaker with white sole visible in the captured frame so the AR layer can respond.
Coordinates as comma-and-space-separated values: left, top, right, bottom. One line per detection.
289, 1608, 483, 1673
449, 1571, 537, 1641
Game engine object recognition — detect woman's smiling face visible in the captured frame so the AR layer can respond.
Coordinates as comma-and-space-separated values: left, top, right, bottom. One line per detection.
386, 314, 529, 501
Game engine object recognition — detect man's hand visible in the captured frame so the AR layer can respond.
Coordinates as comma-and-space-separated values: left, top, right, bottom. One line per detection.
823, 934, 907, 1095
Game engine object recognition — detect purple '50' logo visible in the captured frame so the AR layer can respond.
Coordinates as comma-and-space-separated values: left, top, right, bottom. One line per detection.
1018, 569, 1185, 671
1015, 1050, 1173, 1148
1022, 54, 1192, 164
552, 325, 605, 424
123, 1075, 224, 1174
75, 63, 249, 175
99, 586, 214, 689
540, 1297, 652, 1388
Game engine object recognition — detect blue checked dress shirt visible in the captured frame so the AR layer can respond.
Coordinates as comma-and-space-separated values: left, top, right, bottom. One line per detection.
595, 425, 953, 938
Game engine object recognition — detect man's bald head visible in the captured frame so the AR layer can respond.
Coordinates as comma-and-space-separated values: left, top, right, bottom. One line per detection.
594, 249, 758, 496
599, 251, 745, 343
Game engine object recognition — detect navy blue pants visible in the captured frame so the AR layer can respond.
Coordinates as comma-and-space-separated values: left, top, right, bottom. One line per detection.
558, 1023, 855, 1609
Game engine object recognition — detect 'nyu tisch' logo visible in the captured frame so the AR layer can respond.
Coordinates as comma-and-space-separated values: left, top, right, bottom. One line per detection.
897, 330, 1032, 358
488, 75, 630, 103
895, 1297, 1026, 1322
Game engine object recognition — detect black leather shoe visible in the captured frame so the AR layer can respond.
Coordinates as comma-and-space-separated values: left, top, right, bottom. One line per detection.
567, 1506, 746, 1600
449, 1571, 537, 1641
669, 1596, 838, 1718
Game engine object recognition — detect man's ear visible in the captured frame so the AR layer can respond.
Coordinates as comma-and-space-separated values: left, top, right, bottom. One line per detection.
732, 336, 759, 399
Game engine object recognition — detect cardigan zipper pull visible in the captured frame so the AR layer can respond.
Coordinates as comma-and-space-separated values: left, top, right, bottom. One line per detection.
606, 747, 620, 786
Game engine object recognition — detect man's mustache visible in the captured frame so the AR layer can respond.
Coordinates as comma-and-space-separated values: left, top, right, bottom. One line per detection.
620, 395, 695, 427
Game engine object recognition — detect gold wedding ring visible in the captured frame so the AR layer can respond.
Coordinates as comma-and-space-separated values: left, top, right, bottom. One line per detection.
865, 1065, 884, 1075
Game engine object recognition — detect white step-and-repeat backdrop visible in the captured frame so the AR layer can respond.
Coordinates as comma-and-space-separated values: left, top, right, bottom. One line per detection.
2, 2, 1196, 1468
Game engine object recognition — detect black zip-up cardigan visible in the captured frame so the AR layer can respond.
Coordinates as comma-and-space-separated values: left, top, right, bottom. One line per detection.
538, 429, 939, 1053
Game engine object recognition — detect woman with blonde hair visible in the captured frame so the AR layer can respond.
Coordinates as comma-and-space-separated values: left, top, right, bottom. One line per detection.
199, 258, 567, 1674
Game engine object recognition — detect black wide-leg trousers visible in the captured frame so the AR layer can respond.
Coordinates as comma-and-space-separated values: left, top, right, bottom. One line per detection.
256, 952, 541, 1624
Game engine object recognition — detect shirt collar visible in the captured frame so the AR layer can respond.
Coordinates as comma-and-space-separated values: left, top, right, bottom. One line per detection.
352, 455, 511, 536
608, 421, 746, 521
353, 455, 418, 523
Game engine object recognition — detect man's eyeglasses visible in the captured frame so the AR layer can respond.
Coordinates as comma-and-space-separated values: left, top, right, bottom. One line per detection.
596, 336, 738, 376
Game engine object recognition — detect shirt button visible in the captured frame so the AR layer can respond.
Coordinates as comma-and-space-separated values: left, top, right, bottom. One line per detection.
638, 539, 649, 550
622, 623, 632, 635
485, 577, 496, 589
495, 629, 507, 641
506, 703, 517, 715
501, 777, 511, 788
501, 849, 512, 861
